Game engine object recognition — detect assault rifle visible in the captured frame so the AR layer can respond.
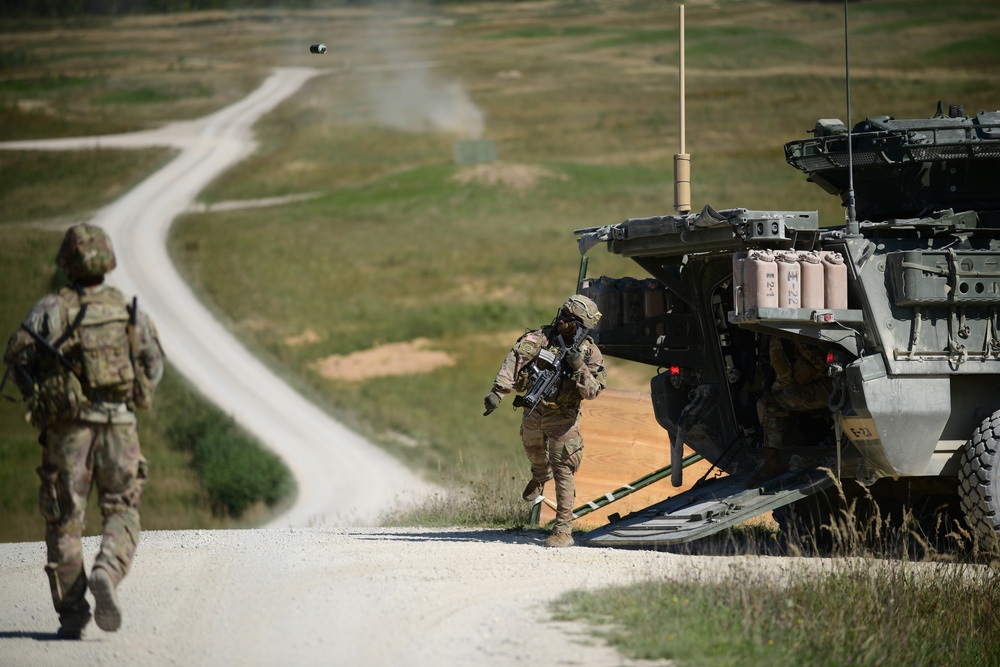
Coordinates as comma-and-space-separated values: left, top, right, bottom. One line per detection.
0, 324, 76, 404
20, 323, 77, 373
518, 326, 590, 417
0, 365, 17, 402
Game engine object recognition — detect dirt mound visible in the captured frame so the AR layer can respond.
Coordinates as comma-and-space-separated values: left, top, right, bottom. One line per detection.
310, 338, 455, 381
450, 163, 565, 195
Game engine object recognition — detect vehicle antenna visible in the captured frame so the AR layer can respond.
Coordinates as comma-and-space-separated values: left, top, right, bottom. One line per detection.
843, 0, 859, 235
673, 4, 691, 215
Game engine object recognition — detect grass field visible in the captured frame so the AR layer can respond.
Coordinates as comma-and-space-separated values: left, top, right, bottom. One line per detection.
553, 556, 1000, 667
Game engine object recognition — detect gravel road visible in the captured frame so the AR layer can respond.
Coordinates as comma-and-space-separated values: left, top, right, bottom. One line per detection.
0, 528, 713, 666
0, 68, 690, 666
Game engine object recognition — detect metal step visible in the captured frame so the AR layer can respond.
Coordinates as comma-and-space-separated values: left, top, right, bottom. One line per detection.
580, 467, 836, 547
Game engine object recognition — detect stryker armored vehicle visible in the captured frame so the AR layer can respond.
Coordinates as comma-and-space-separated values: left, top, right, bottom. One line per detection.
575, 103, 1000, 549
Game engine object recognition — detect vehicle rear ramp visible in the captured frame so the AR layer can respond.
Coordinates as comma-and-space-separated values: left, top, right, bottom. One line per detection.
580, 467, 836, 547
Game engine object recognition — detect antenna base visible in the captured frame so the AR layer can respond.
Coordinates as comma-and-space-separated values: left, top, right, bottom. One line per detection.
673, 153, 691, 214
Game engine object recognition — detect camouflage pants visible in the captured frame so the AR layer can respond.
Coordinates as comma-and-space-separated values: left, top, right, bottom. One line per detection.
757, 380, 831, 450
521, 408, 584, 535
37, 419, 147, 626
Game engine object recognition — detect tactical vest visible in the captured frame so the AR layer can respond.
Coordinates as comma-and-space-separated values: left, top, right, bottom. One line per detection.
514, 327, 593, 412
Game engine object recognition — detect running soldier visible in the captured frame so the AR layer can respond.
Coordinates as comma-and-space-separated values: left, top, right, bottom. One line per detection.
3, 223, 164, 639
484, 295, 606, 547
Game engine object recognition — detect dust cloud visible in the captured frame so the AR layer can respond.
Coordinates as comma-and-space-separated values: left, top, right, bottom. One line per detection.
368, 68, 484, 138
359, 9, 484, 138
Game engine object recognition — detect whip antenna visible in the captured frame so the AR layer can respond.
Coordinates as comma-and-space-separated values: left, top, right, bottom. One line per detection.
844, 0, 859, 235
673, 4, 691, 215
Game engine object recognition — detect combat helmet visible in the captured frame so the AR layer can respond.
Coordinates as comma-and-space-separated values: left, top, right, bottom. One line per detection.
560, 294, 602, 329
57, 223, 116, 282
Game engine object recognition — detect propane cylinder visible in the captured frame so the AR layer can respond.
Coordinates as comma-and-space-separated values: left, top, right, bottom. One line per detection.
617, 277, 643, 324
744, 250, 778, 310
798, 250, 825, 309
776, 252, 801, 308
823, 252, 848, 310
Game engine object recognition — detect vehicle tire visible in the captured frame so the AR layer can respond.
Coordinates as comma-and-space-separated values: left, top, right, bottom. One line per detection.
958, 411, 1000, 550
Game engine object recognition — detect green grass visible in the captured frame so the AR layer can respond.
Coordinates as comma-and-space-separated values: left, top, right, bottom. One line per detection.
488, 26, 613, 40
923, 35, 1000, 67
552, 558, 1000, 667
0, 149, 173, 221
96, 82, 213, 105
0, 74, 92, 93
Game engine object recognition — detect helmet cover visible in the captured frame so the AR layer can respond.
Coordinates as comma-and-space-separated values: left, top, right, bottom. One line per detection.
57, 223, 116, 281
560, 294, 602, 329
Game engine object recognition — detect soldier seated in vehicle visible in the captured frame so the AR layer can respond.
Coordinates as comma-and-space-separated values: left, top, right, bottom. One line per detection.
748, 336, 832, 486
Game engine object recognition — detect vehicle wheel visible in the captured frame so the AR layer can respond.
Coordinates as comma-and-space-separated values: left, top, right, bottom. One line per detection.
958, 411, 1000, 550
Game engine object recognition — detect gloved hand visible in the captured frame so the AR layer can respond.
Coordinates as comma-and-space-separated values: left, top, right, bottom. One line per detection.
565, 350, 585, 372
483, 391, 502, 416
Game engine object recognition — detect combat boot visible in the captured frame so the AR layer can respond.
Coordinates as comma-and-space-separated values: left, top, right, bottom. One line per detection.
57, 624, 86, 640
543, 532, 575, 548
89, 567, 122, 632
522, 477, 549, 502
747, 448, 785, 488
56, 614, 90, 640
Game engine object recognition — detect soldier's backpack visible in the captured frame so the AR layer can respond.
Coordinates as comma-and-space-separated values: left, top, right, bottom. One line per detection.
69, 286, 136, 403
19, 286, 138, 426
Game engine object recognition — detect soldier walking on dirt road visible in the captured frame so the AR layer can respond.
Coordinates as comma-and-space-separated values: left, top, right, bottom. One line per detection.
484, 295, 607, 547
3, 223, 164, 639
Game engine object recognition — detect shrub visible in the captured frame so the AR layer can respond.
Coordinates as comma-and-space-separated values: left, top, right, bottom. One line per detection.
167, 405, 292, 518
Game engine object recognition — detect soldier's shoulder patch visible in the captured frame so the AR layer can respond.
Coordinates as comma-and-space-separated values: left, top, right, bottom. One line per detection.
514, 331, 546, 357
515, 338, 539, 357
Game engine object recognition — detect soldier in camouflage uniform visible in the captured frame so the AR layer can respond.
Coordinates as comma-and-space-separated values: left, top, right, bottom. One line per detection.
3, 224, 164, 640
749, 336, 831, 486
484, 295, 607, 548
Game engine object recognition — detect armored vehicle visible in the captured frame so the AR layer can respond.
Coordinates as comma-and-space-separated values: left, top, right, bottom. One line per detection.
575, 103, 1000, 549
